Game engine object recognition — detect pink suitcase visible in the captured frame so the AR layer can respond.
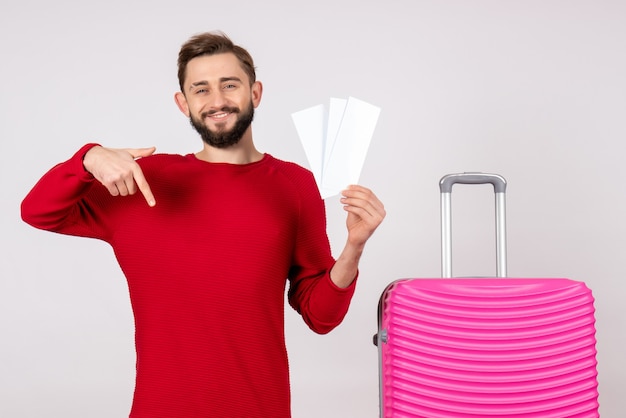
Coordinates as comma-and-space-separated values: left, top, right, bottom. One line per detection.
374, 173, 599, 417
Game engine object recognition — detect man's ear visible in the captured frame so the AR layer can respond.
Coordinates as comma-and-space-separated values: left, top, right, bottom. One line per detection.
174, 92, 190, 117
251, 81, 263, 108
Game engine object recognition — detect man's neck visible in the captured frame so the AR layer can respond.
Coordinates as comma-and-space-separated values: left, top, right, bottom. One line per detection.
195, 135, 263, 164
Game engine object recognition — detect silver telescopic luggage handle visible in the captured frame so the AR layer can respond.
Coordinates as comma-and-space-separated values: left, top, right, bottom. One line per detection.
439, 173, 508, 278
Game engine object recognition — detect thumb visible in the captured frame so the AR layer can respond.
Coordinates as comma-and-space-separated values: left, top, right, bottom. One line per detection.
127, 147, 157, 159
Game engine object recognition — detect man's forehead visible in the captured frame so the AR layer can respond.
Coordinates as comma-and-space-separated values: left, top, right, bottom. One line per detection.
186, 53, 247, 82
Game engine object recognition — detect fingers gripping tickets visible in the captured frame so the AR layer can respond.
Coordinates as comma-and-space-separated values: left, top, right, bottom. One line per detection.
83, 145, 157, 206
340, 185, 386, 247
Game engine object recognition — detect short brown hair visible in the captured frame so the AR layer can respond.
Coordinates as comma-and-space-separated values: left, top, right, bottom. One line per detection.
177, 31, 256, 92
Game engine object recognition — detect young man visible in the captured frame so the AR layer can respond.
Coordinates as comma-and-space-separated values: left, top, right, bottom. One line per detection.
21, 32, 385, 418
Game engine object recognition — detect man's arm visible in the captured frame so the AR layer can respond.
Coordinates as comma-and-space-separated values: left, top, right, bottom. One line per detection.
287, 184, 385, 334
21, 144, 156, 233
330, 185, 386, 288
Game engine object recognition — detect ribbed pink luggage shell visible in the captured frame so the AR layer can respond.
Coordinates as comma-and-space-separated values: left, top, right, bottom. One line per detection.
378, 278, 599, 417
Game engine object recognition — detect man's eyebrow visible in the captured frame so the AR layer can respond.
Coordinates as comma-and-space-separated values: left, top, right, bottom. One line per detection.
220, 76, 243, 84
189, 80, 209, 91
188, 77, 243, 92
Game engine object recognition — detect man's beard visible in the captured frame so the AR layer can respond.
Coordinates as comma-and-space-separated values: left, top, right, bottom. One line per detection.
189, 101, 255, 149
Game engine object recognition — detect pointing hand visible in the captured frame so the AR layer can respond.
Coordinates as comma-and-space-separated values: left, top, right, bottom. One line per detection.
83, 146, 157, 206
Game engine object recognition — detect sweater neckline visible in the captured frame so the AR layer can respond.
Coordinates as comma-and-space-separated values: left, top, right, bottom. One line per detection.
185, 152, 272, 169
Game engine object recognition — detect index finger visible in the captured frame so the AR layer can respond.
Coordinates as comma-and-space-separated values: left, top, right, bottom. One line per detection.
341, 185, 385, 211
132, 165, 156, 207
341, 185, 376, 202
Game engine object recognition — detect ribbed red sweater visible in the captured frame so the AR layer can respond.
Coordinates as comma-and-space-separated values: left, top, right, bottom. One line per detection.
21, 144, 356, 418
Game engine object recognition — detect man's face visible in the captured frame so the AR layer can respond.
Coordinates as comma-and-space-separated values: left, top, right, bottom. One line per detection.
175, 53, 262, 148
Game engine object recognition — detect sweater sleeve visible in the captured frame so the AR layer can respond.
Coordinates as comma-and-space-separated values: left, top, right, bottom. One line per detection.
286, 169, 357, 335
21, 143, 110, 240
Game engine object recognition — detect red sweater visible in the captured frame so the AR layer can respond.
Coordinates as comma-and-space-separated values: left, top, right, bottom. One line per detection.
21, 144, 356, 418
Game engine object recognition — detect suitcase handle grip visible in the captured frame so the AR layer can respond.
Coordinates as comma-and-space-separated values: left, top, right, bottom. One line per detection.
440, 173, 507, 193
440, 173, 507, 278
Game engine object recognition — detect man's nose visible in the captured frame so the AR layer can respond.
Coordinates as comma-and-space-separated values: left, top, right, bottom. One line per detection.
207, 88, 228, 109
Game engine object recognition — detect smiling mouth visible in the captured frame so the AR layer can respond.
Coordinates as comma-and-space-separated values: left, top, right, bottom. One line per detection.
208, 112, 229, 121
203, 107, 239, 121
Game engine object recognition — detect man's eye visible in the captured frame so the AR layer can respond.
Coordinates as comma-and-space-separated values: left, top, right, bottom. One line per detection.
224, 84, 237, 89
196, 88, 207, 94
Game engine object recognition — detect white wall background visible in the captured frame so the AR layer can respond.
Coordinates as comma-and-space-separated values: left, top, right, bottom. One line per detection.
1, 0, 624, 416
